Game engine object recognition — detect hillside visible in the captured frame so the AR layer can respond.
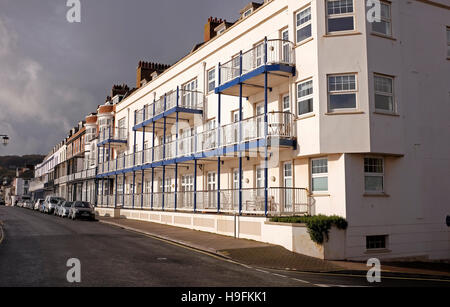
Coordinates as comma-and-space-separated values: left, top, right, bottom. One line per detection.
0, 155, 45, 182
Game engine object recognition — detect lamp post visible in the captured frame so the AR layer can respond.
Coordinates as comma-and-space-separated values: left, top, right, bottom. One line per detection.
0, 135, 9, 146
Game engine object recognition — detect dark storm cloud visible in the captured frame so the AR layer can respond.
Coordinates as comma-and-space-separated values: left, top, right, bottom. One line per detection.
0, 0, 251, 155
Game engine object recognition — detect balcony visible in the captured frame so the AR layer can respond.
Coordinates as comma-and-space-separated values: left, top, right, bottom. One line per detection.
97, 112, 296, 176
97, 187, 310, 216
66, 168, 97, 183
97, 127, 128, 148
216, 39, 295, 97
134, 89, 204, 132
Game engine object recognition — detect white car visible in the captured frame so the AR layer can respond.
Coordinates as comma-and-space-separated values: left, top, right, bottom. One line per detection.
57, 201, 73, 218
34, 199, 44, 211
43, 196, 65, 214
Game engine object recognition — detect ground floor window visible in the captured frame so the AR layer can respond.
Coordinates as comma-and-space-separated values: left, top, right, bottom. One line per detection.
364, 157, 384, 193
311, 158, 328, 193
366, 235, 388, 250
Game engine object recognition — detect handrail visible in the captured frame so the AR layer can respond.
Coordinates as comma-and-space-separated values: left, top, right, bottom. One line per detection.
135, 89, 204, 126
99, 112, 295, 174
219, 39, 295, 86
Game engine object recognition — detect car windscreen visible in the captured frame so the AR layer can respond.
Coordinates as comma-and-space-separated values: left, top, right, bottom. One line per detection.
64, 202, 73, 207
74, 202, 91, 208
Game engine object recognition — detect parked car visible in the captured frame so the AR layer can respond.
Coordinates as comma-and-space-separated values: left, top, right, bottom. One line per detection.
43, 196, 65, 214
57, 201, 73, 218
25, 200, 34, 209
53, 200, 65, 216
34, 199, 44, 211
69, 201, 96, 221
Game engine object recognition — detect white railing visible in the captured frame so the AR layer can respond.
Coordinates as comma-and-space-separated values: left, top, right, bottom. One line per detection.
134, 90, 204, 126
114, 188, 309, 216
219, 39, 295, 86
99, 112, 295, 175
99, 127, 128, 143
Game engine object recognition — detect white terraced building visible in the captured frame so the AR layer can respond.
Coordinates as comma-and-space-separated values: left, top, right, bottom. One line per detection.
43, 0, 450, 261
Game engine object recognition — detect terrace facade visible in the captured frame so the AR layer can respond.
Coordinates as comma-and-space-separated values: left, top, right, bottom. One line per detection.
37, 0, 450, 261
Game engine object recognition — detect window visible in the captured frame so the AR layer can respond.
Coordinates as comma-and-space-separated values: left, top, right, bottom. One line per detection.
243, 9, 252, 18
374, 75, 394, 112
326, 0, 355, 33
232, 55, 240, 78
296, 6, 312, 43
207, 68, 216, 93
297, 79, 313, 115
372, 1, 392, 37
281, 29, 291, 62
182, 79, 198, 108
118, 118, 126, 139
366, 235, 387, 250
311, 158, 328, 193
328, 74, 357, 111
447, 27, 450, 58
282, 94, 291, 113
254, 42, 264, 68
364, 157, 384, 193
284, 162, 293, 209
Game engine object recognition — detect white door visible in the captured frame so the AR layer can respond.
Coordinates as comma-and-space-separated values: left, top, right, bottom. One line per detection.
254, 42, 264, 67
281, 29, 290, 63
232, 169, 241, 209
182, 79, 198, 108
283, 163, 293, 211
233, 111, 239, 144
256, 167, 264, 198
256, 104, 264, 139
207, 172, 216, 208
181, 175, 194, 208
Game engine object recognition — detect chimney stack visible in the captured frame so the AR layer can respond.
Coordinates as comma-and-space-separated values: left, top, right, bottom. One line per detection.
111, 83, 130, 98
136, 61, 171, 89
204, 17, 224, 42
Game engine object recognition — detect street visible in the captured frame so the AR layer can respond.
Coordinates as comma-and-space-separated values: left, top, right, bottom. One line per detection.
0, 206, 448, 287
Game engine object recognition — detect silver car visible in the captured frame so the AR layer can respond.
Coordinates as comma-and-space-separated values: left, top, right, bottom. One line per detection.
34, 199, 44, 211
43, 196, 65, 214
57, 201, 73, 218
69, 202, 96, 221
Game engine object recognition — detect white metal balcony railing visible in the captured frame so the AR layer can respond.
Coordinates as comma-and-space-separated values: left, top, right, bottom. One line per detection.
135, 90, 204, 126
219, 39, 295, 86
99, 112, 294, 174
96, 187, 310, 216
99, 127, 128, 143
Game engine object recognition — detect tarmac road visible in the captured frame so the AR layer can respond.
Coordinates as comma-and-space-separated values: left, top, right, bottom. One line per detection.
0, 206, 448, 288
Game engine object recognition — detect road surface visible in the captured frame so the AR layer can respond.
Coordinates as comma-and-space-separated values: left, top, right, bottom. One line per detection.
0, 206, 448, 288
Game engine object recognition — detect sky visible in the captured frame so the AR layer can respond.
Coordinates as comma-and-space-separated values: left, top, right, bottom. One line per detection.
0, 0, 252, 156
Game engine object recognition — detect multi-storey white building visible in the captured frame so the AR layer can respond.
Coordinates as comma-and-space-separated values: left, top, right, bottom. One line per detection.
39, 0, 450, 261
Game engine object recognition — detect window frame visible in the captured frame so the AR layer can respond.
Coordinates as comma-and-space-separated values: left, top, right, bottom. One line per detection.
364, 157, 385, 194
297, 78, 314, 116
295, 5, 312, 44
371, 1, 392, 37
311, 158, 329, 194
207, 67, 216, 93
243, 8, 253, 18
326, 0, 356, 34
327, 73, 358, 112
374, 74, 395, 114
366, 235, 388, 250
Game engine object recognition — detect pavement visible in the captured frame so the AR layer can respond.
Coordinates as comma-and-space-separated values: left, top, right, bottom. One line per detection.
98, 217, 450, 279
